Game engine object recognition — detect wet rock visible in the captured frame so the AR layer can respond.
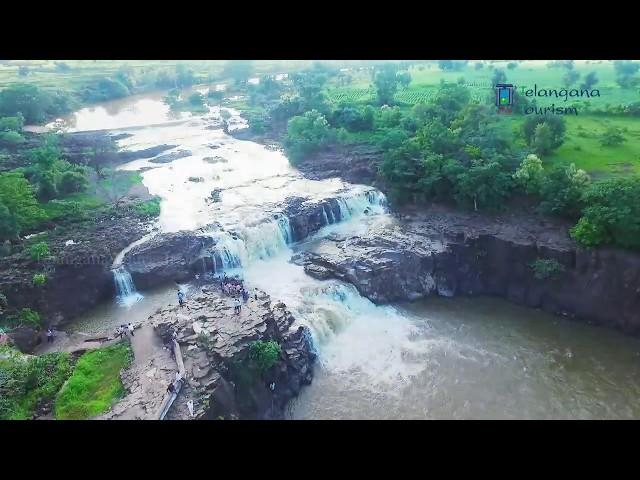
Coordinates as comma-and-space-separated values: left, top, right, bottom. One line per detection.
123, 231, 216, 289
149, 149, 192, 164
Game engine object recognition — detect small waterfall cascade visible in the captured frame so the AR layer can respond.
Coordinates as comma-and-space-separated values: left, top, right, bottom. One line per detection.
112, 266, 144, 306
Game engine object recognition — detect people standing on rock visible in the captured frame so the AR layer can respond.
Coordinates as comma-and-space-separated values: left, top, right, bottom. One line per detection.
178, 289, 185, 308
234, 297, 241, 315
115, 326, 123, 339
46, 327, 54, 343
128, 323, 135, 337
242, 288, 249, 303
120, 324, 128, 337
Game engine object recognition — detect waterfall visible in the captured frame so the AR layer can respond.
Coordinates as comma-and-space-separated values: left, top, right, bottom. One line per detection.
321, 205, 331, 226
208, 214, 293, 275
112, 266, 143, 306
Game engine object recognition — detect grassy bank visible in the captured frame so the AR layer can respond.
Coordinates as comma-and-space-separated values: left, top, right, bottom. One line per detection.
55, 342, 132, 420
0, 346, 73, 420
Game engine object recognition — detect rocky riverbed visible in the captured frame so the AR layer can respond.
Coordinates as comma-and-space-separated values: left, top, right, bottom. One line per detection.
104, 285, 315, 420
295, 204, 640, 334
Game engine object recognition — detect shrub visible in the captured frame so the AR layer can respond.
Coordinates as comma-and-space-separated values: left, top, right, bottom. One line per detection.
513, 154, 544, 195
0, 131, 25, 146
19, 308, 42, 329
248, 340, 281, 374
0, 115, 24, 132
530, 258, 565, 280
133, 197, 161, 218
32, 273, 46, 287
0, 347, 73, 420
570, 177, 640, 250
57, 171, 88, 196
284, 110, 336, 165
600, 127, 626, 147
539, 164, 590, 219
29, 242, 50, 261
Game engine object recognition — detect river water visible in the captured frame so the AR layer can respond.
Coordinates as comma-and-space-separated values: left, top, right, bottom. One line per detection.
62, 92, 640, 420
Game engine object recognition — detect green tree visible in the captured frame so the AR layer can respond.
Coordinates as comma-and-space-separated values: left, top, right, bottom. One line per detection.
373, 64, 400, 105
491, 68, 507, 86
513, 154, 545, 195
580, 71, 599, 90
57, 171, 88, 196
570, 177, 640, 250
0, 172, 44, 234
0, 201, 18, 241
600, 126, 626, 147
539, 164, 590, 218
453, 158, 513, 211
284, 110, 336, 165
522, 116, 566, 152
613, 60, 640, 88
563, 70, 580, 87
532, 123, 554, 155
0, 84, 53, 124
248, 340, 281, 374
29, 242, 50, 261
0, 115, 24, 132
397, 71, 412, 88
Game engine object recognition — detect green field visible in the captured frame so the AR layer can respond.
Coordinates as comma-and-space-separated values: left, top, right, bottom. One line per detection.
326, 61, 640, 179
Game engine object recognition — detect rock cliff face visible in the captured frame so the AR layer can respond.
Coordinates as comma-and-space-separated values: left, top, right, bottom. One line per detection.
1, 212, 152, 352
122, 231, 217, 289
150, 287, 315, 420
296, 206, 640, 335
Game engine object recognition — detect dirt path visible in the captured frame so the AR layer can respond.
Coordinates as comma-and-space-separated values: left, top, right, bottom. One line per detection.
98, 323, 176, 420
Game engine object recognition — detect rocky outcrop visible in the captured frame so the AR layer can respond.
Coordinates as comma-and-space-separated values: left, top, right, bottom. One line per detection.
150, 287, 315, 420
297, 144, 384, 187
123, 231, 217, 289
297, 205, 640, 335
148, 149, 193, 164
1, 212, 152, 352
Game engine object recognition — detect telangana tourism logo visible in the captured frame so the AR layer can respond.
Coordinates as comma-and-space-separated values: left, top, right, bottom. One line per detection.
495, 83, 601, 115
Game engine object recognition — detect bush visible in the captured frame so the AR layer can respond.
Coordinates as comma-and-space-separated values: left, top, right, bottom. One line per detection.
539, 164, 590, 219
0, 131, 25, 146
570, 177, 640, 250
530, 258, 565, 280
248, 112, 269, 134
513, 154, 544, 195
248, 340, 281, 375
284, 110, 336, 165
600, 127, 626, 147
133, 197, 161, 218
54, 343, 131, 420
32, 273, 46, 287
19, 308, 42, 329
29, 242, 50, 261
0, 115, 24, 132
0, 347, 73, 420
57, 171, 88, 196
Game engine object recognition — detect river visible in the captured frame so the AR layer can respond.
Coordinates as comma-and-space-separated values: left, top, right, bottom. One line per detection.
61, 91, 640, 420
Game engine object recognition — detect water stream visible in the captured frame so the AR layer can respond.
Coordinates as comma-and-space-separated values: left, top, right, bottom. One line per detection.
61, 92, 640, 419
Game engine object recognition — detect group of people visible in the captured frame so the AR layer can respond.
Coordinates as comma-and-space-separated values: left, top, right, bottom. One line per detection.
219, 274, 251, 315
115, 323, 135, 339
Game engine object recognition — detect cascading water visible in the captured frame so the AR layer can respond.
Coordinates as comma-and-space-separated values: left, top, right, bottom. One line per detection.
112, 266, 144, 306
